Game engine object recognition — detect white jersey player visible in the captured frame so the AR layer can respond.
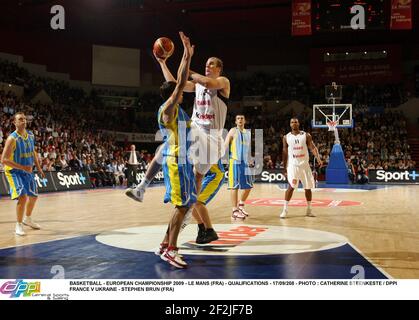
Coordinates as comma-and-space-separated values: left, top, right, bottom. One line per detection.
280, 118, 323, 219
126, 54, 229, 244
190, 81, 228, 176
181, 57, 230, 243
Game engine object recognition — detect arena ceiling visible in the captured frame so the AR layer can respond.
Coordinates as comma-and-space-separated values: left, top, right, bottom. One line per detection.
1, 0, 292, 47
4, 0, 417, 47
1, 0, 419, 72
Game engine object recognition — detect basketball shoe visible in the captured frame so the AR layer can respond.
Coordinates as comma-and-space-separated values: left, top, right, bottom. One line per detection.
125, 186, 145, 202
280, 209, 288, 219
200, 229, 219, 244
306, 208, 316, 217
195, 224, 206, 244
238, 204, 249, 217
231, 209, 246, 221
15, 223, 26, 236
23, 216, 41, 229
155, 243, 183, 258
161, 247, 187, 269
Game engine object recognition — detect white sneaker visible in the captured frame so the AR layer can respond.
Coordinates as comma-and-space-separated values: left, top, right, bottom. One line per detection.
125, 186, 145, 202
15, 223, 26, 236
155, 243, 168, 256
161, 248, 187, 269
23, 216, 41, 229
306, 208, 316, 217
238, 205, 249, 217
280, 209, 288, 219
231, 209, 246, 221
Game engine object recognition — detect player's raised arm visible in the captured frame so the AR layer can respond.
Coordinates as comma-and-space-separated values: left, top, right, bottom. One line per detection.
190, 71, 230, 93
153, 42, 195, 93
160, 32, 194, 123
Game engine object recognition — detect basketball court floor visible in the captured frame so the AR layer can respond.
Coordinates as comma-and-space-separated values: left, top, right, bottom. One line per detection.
0, 183, 418, 279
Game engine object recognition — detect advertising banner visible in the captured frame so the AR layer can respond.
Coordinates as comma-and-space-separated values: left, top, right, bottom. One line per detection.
390, 0, 412, 30
292, 0, 312, 36
0, 171, 93, 196
53, 171, 92, 191
368, 169, 419, 184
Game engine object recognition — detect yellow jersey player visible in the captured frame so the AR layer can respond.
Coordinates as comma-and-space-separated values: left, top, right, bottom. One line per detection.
155, 31, 195, 269
225, 114, 254, 220
1, 112, 45, 236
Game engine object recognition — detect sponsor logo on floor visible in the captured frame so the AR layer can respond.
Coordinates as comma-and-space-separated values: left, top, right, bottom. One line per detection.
245, 198, 362, 207
95, 224, 349, 256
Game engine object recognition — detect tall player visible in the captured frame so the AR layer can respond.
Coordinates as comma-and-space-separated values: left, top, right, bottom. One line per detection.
225, 114, 253, 220
188, 58, 229, 243
1, 112, 45, 236
280, 118, 323, 219
156, 31, 195, 268
127, 52, 229, 244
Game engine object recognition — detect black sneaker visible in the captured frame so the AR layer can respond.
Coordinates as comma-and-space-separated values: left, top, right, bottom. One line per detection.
195, 224, 206, 244
200, 229, 219, 244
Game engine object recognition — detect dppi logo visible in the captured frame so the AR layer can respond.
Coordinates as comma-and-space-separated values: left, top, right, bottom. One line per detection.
0, 280, 41, 298
57, 172, 87, 188
34, 174, 48, 188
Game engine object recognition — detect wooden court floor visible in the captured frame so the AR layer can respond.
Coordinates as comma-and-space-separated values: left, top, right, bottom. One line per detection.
0, 183, 418, 278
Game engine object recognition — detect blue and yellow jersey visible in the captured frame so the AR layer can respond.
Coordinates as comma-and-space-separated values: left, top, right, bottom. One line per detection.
158, 103, 196, 207
4, 130, 35, 173
158, 103, 192, 158
229, 127, 251, 163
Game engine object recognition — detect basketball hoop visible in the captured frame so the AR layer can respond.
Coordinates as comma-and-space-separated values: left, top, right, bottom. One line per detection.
327, 121, 337, 132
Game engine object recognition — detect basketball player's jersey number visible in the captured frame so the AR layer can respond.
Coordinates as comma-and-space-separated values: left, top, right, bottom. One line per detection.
295, 139, 300, 144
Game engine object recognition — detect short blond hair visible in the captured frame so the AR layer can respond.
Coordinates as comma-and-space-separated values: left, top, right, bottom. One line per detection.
13, 112, 25, 122
208, 57, 223, 74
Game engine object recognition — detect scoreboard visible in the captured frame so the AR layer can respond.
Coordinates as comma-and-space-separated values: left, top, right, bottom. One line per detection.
313, 0, 388, 32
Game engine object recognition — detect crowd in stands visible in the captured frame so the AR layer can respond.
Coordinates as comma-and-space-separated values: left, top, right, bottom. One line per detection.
230, 72, 407, 109
230, 72, 310, 103
0, 90, 155, 187
1, 58, 416, 187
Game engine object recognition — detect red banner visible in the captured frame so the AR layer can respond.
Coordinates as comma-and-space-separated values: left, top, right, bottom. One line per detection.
390, 0, 412, 30
292, 0, 312, 36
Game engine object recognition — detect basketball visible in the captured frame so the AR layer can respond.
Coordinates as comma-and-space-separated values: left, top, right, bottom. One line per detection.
153, 37, 174, 59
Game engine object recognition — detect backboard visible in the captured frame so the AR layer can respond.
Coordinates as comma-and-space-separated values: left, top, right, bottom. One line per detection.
312, 104, 353, 129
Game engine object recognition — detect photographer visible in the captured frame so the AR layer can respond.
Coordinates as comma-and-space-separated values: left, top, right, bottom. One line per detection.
347, 158, 355, 183
356, 159, 369, 184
